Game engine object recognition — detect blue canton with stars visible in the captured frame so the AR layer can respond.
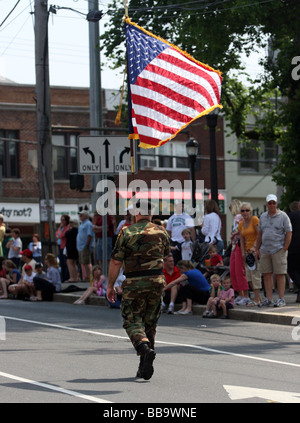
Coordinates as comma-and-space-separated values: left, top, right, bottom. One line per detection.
126, 23, 168, 85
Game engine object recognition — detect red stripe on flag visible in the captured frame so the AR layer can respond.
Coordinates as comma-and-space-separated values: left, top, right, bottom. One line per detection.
133, 130, 170, 148
131, 92, 193, 123
134, 114, 179, 136
134, 76, 206, 115
145, 63, 215, 106
158, 49, 222, 103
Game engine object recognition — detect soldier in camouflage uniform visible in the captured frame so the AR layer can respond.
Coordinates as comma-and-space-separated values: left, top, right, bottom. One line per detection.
106, 200, 170, 380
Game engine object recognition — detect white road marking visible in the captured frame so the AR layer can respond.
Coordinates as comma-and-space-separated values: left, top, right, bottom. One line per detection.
1, 316, 121, 403
2, 315, 128, 339
224, 385, 300, 403
2, 315, 300, 369
0, 370, 112, 403
155, 340, 300, 368
1, 314, 300, 403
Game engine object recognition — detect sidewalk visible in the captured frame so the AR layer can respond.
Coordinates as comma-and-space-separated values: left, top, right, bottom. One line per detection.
53, 282, 300, 326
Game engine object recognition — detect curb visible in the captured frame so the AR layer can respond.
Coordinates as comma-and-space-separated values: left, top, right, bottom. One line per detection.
176, 303, 300, 326
53, 292, 108, 307
53, 287, 300, 326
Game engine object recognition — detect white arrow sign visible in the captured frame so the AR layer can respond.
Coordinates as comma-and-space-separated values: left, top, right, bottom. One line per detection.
224, 385, 300, 403
78, 136, 136, 175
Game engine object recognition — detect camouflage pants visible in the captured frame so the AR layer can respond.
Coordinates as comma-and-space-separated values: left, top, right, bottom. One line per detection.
121, 276, 165, 352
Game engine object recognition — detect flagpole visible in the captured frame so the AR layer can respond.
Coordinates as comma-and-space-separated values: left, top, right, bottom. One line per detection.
123, 0, 136, 221
123, 0, 128, 18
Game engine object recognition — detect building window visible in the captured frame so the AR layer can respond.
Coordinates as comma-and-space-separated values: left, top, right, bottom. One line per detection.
53, 133, 78, 179
239, 139, 277, 174
0, 130, 19, 178
138, 141, 189, 170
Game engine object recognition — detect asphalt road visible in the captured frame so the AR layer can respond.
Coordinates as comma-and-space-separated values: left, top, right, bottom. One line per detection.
1, 299, 300, 407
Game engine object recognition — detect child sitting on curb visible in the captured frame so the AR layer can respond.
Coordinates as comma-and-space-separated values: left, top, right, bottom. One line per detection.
202, 274, 223, 317
211, 275, 235, 319
73, 265, 106, 305
22, 264, 37, 299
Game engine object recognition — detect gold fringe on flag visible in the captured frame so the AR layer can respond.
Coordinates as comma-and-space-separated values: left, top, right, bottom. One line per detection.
138, 104, 223, 149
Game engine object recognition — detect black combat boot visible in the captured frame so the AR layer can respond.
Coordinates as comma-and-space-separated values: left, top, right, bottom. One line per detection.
136, 342, 156, 380
136, 356, 143, 378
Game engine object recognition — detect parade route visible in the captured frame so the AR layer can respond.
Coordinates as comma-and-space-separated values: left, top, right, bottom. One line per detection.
1, 299, 299, 404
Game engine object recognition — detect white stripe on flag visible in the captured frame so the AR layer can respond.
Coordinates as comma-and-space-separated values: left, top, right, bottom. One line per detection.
164, 48, 222, 91
133, 104, 185, 130
152, 56, 219, 104
137, 69, 212, 111
130, 84, 202, 119
134, 123, 174, 141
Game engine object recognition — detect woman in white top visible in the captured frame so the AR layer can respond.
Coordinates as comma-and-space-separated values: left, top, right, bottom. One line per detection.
201, 200, 224, 255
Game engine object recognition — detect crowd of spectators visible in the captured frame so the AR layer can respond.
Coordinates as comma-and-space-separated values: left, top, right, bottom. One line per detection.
0, 208, 127, 303
0, 193, 299, 312
160, 194, 299, 316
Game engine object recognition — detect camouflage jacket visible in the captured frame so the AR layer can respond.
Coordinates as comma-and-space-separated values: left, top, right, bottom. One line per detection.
111, 219, 170, 276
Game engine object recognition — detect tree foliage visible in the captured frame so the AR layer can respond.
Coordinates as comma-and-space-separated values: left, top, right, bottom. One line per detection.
101, 0, 300, 208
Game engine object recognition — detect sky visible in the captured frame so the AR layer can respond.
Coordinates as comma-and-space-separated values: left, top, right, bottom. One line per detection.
0, 0, 124, 89
0, 0, 265, 90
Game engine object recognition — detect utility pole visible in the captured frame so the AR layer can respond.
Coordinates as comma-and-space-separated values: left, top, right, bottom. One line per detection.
88, 0, 107, 276
89, 0, 103, 134
34, 0, 56, 256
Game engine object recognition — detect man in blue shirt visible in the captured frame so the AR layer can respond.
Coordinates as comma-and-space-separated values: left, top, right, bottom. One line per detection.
76, 210, 94, 282
163, 260, 210, 314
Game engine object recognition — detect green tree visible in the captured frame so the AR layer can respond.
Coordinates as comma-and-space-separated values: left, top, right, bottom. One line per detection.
259, 0, 300, 208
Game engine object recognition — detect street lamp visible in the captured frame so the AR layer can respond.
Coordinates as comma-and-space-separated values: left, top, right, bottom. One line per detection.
206, 109, 219, 204
48, 5, 103, 22
186, 137, 199, 216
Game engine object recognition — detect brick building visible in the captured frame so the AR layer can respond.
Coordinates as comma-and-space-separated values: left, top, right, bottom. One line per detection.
0, 78, 226, 247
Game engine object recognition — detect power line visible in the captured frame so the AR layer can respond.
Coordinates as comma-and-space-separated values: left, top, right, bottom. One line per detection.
128, 0, 214, 12
0, 0, 21, 28
0, 13, 32, 57
0, 1, 34, 32
125, 0, 277, 16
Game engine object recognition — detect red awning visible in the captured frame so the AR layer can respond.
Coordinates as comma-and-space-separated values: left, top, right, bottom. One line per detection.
117, 190, 224, 201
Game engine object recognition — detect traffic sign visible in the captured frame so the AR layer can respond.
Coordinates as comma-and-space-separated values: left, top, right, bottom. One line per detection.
78, 136, 137, 175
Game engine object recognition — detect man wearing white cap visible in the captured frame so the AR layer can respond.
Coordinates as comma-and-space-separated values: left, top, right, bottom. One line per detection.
256, 194, 292, 307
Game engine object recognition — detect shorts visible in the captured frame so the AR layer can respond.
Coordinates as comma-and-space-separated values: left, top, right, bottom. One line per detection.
259, 248, 288, 275
216, 300, 234, 310
78, 246, 91, 265
245, 265, 262, 290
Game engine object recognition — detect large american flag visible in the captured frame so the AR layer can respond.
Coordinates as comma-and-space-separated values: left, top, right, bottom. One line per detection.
125, 18, 222, 149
